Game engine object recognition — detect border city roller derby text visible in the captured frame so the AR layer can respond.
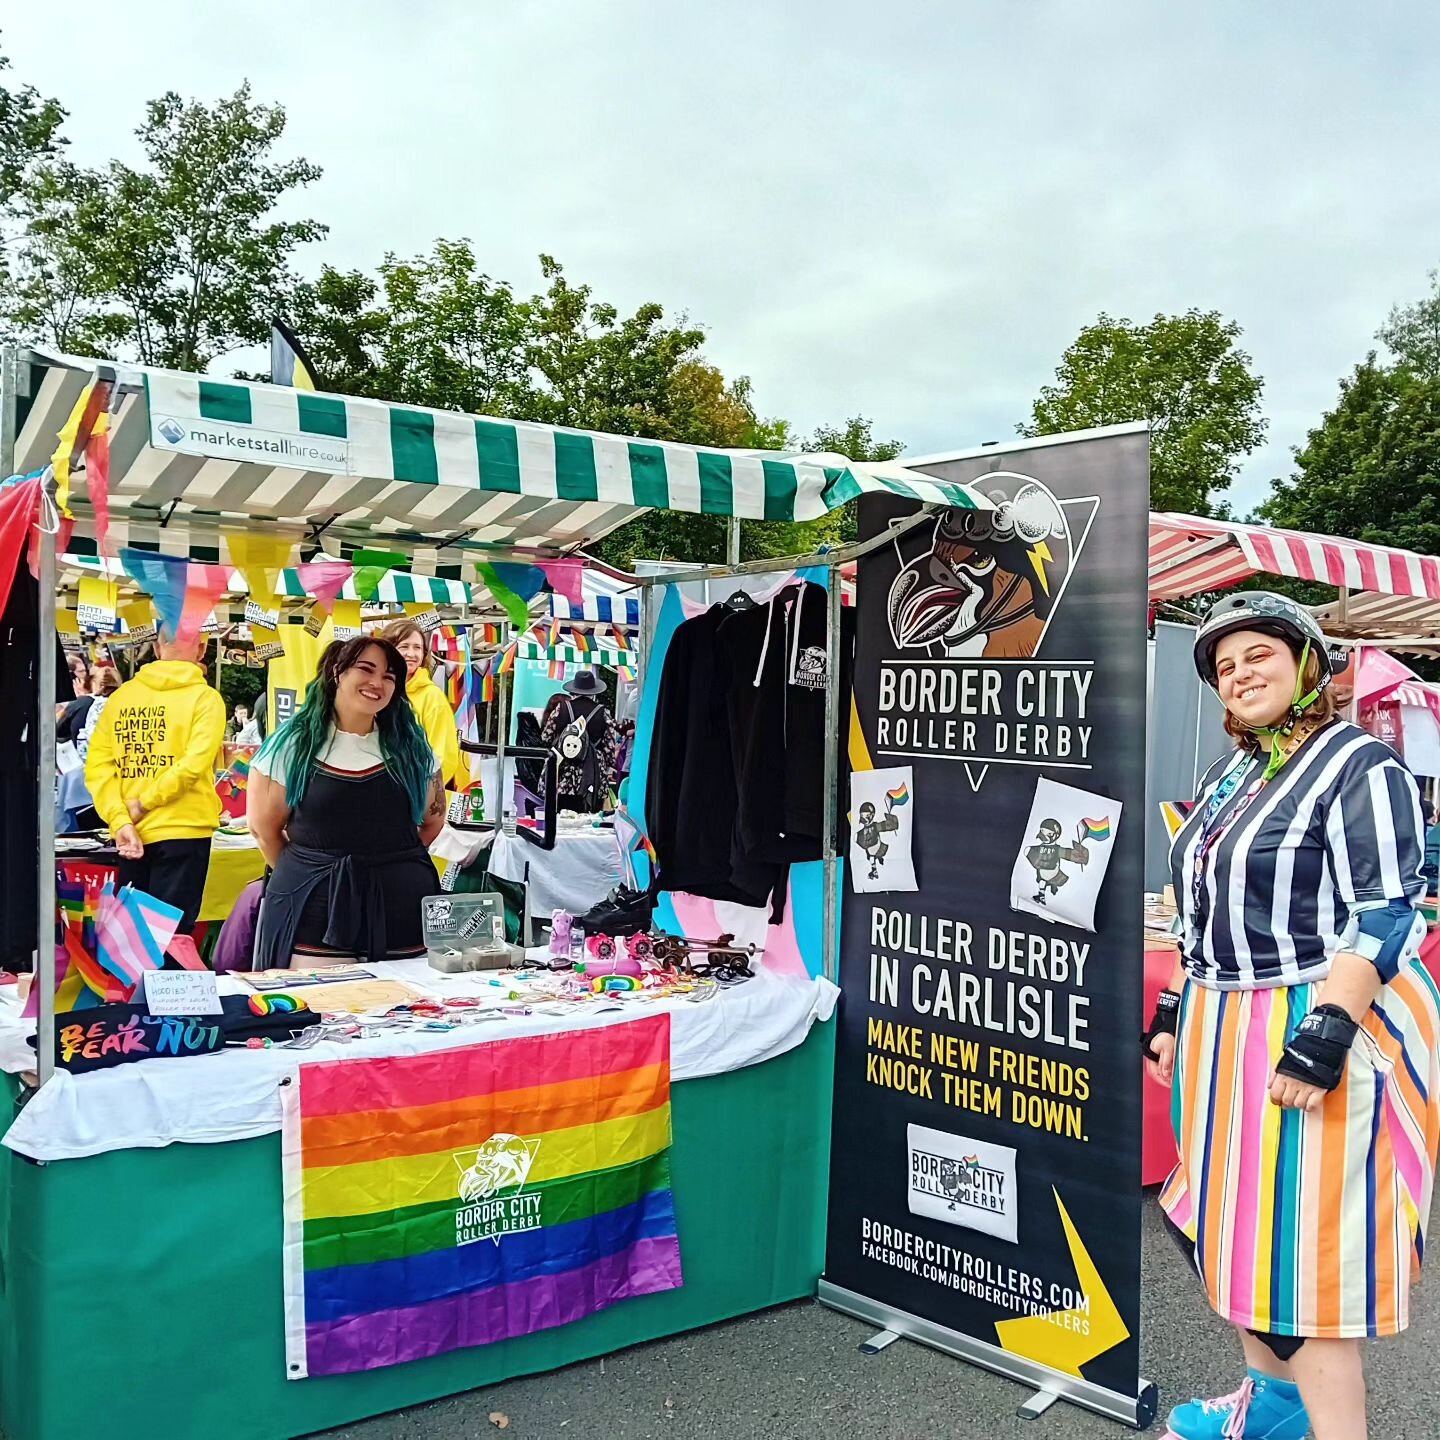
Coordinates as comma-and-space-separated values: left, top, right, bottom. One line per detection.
875, 662, 1093, 764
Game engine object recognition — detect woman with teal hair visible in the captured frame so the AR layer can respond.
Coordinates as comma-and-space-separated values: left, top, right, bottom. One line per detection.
248, 636, 446, 967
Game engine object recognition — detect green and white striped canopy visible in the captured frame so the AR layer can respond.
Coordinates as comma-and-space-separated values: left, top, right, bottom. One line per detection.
514, 638, 637, 668
13, 351, 991, 565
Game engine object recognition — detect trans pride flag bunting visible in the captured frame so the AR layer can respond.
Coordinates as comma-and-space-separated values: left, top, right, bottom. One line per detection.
281, 1013, 682, 1378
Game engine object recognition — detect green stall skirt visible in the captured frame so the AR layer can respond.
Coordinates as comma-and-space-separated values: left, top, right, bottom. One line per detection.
0, 1023, 834, 1440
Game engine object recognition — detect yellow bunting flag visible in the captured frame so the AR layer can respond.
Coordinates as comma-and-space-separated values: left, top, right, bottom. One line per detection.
75, 575, 119, 633
226, 532, 295, 629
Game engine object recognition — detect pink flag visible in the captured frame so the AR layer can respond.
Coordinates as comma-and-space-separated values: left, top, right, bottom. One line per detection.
537, 559, 585, 607
177, 563, 232, 649
165, 935, 207, 972
296, 560, 353, 616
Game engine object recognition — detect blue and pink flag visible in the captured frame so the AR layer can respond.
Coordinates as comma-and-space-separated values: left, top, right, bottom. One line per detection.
119, 550, 230, 647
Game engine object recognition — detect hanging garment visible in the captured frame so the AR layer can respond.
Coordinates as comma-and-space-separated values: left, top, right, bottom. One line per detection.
0, 556, 69, 970
646, 604, 773, 907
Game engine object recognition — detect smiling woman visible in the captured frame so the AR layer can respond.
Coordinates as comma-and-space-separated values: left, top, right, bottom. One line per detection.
247, 637, 446, 968
1147, 592, 1439, 1440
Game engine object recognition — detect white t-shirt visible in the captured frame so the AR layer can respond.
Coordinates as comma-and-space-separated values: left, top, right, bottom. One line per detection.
252, 726, 439, 781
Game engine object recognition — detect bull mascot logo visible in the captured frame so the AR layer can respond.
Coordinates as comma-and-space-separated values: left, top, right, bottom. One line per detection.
887, 475, 1071, 659
455, 1133, 540, 1202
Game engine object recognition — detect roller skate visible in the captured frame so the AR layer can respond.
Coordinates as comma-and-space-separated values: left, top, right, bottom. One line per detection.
1162, 1370, 1308, 1439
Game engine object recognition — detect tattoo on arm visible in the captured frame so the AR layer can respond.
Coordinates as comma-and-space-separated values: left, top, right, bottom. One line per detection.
427, 777, 445, 818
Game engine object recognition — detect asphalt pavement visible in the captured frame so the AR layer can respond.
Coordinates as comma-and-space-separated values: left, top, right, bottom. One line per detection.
321, 1195, 1438, 1440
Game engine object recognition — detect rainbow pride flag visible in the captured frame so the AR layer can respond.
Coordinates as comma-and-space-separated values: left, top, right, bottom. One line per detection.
885, 782, 910, 808
281, 1013, 683, 1378
1079, 815, 1112, 841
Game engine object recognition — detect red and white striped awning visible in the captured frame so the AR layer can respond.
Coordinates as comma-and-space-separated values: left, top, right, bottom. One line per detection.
1149, 513, 1440, 602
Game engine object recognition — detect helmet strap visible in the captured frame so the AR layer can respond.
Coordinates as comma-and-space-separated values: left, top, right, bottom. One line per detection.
1249, 640, 1329, 780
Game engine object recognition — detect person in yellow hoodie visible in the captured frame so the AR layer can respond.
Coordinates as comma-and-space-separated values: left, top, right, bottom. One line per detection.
379, 619, 461, 788
84, 632, 226, 933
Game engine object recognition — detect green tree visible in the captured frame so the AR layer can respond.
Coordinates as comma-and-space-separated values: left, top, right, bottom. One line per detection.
0, 47, 65, 218
1378, 268, 1440, 380
1022, 309, 1267, 514
5, 82, 324, 369
1259, 357, 1440, 556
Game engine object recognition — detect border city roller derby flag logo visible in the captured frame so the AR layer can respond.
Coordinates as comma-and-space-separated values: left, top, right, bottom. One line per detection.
886, 473, 1097, 660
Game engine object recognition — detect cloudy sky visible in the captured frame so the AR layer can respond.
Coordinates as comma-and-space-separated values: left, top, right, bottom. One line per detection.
7, 1, 1439, 513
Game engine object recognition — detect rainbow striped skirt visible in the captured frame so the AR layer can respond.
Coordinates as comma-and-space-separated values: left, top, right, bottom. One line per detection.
1160, 960, 1440, 1338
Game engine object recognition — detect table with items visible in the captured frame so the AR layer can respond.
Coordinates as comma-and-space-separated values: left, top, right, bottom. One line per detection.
0, 944, 837, 1440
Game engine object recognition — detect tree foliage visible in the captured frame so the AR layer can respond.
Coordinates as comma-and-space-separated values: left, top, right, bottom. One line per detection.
4, 82, 324, 369
1022, 309, 1267, 515
0, 47, 65, 218
0, 57, 906, 567
1377, 268, 1440, 380
1260, 357, 1440, 555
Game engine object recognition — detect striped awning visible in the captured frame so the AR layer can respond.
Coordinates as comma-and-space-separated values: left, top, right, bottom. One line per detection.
548, 592, 641, 626
1310, 591, 1440, 656
515, 638, 637, 669
13, 352, 991, 567
1150, 513, 1440, 602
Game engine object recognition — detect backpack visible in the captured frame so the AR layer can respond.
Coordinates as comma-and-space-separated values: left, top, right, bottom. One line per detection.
551, 700, 608, 802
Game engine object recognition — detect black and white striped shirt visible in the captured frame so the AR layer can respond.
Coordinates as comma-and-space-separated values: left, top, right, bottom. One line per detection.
1170, 720, 1425, 991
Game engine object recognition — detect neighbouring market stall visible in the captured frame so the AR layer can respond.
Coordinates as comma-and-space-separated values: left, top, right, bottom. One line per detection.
0, 344, 995, 1440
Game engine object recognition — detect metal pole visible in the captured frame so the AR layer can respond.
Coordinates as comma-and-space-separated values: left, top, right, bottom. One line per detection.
494, 622, 510, 823
636, 585, 653, 707
726, 516, 741, 568
630, 507, 936, 591
821, 574, 843, 984
36, 473, 59, 1085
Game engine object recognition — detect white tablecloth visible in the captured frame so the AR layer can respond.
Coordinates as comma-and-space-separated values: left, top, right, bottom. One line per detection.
487, 826, 623, 918
0, 963, 838, 1162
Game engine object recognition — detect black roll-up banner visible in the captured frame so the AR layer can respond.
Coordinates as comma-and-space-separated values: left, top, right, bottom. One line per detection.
822, 430, 1154, 1427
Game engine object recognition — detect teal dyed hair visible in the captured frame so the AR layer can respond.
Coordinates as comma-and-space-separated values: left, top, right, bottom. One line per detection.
257, 637, 434, 824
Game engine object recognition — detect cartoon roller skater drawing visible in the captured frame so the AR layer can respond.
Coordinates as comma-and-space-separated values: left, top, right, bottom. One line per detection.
855, 782, 910, 880
1010, 780, 1121, 931
1024, 816, 1100, 906
849, 768, 918, 894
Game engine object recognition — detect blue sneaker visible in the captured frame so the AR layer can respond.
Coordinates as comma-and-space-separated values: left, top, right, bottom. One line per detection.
1163, 1370, 1309, 1439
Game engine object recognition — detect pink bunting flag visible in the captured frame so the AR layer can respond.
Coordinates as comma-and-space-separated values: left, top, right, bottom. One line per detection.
296, 560, 353, 617
537, 559, 585, 607
165, 935, 207, 972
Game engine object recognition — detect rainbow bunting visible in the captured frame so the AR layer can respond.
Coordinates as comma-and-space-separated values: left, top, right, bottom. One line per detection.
1079, 815, 1113, 842
281, 1013, 682, 1378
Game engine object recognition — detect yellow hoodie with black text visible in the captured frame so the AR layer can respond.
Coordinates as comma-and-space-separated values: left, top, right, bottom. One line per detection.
84, 661, 226, 842
407, 666, 462, 787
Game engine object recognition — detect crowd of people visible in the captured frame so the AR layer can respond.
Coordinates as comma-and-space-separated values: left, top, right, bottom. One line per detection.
73, 624, 622, 968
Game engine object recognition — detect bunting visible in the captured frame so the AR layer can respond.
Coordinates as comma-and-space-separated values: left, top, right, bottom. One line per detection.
119, 550, 231, 647
477, 561, 546, 631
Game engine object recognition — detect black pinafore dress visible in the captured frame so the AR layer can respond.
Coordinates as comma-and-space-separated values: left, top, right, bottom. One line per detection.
254, 757, 434, 968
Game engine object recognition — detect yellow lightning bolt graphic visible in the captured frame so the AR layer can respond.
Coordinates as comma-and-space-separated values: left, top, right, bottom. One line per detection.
1028, 540, 1054, 596
993, 1189, 1129, 1377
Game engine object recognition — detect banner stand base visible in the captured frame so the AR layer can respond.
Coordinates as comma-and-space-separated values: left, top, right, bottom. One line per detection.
818, 1281, 1159, 1431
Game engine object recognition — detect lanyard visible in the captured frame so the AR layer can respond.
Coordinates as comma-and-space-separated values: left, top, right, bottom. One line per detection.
1190, 756, 1265, 916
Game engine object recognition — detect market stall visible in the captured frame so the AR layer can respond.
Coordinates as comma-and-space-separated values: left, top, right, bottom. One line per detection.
0, 343, 993, 1440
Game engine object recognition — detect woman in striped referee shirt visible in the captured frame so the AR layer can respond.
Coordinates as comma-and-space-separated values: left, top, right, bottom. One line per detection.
1144, 592, 1440, 1440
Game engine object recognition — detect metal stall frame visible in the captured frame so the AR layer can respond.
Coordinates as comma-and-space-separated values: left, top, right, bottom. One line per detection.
629, 508, 936, 984
4, 344, 997, 1086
